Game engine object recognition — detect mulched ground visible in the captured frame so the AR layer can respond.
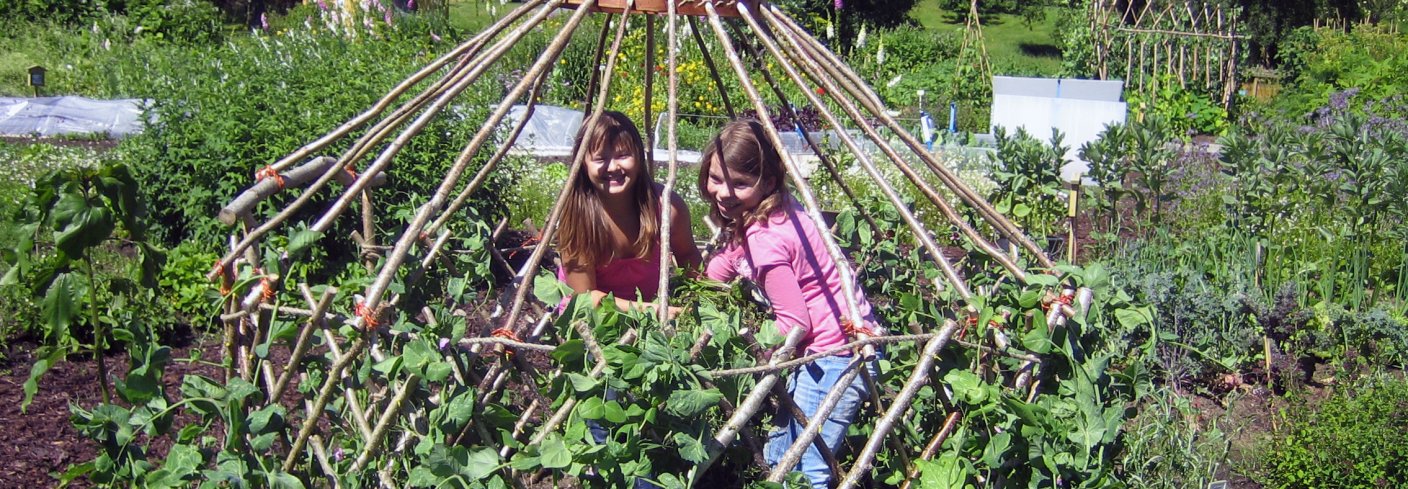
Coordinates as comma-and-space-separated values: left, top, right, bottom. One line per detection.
0, 330, 224, 487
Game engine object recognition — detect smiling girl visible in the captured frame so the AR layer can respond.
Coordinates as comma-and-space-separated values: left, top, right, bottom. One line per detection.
557, 110, 702, 315
700, 119, 882, 489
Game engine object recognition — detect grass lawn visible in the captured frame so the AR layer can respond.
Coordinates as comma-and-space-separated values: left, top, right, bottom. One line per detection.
908, 0, 1065, 76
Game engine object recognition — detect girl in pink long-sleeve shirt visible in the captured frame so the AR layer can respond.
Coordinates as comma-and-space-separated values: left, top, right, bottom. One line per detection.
698, 120, 881, 489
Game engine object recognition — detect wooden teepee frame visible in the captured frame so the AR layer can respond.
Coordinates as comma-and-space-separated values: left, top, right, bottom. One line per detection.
212, 1, 1093, 486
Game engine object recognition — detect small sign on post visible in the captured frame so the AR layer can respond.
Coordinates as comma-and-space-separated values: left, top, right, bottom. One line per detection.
27, 65, 46, 98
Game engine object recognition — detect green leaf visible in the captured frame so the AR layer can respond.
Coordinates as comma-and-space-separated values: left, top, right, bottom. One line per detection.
267, 471, 306, 489
665, 388, 723, 418
579, 397, 606, 420
286, 225, 325, 256
565, 373, 599, 394
538, 435, 572, 469
602, 400, 627, 424
22, 347, 65, 412
981, 432, 1011, 468
552, 339, 586, 370
248, 405, 286, 434
41, 272, 86, 345
460, 447, 502, 481
672, 432, 708, 463
533, 273, 570, 307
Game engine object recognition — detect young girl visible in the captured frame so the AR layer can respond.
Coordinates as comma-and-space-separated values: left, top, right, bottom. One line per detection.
557, 111, 699, 489
700, 120, 881, 489
557, 109, 702, 315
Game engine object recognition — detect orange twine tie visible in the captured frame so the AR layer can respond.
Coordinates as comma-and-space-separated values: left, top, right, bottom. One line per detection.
345, 166, 359, 181
256, 166, 285, 190
491, 327, 521, 358
355, 302, 379, 330
212, 260, 231, 295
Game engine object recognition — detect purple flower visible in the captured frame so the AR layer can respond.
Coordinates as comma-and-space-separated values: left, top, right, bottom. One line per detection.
834, 0, 843, 8
333, 447, 345, 461
317, 0, 327, 10
260, 12, 269, 30
438, 338, 451, 351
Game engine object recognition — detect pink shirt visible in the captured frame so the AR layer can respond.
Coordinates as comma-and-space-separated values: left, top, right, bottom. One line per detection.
558, 251, 662, 301
706, 199, 877, 354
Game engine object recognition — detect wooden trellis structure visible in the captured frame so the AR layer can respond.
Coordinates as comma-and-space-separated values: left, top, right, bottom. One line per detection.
1086, 0, 1245, 107
212, 0, 1094, 486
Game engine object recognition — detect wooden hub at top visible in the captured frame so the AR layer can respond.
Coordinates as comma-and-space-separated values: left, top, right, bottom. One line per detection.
561, 0, 747, 17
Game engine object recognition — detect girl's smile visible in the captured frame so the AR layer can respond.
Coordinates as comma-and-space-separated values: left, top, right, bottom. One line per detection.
587, 149, 639, 196
705, 155, 771, 220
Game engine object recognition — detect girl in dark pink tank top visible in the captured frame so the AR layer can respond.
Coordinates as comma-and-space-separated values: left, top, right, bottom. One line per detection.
554, 111, 701, 314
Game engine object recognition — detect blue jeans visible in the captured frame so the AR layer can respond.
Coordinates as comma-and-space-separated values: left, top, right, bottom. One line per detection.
765, 354, 876, 489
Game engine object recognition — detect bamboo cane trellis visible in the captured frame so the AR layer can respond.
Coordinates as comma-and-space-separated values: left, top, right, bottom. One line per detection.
1086, 0, 1246, 108
213, 1, 1096, 487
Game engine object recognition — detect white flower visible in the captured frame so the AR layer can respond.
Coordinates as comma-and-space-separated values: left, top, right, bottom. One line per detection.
856, 25, 867, 49
876, 40, 885, 65
826, 22, 834, 40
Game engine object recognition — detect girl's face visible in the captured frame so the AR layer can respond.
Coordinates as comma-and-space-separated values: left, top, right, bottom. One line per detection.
705, 155, 772, 221
585, 141, 641, 198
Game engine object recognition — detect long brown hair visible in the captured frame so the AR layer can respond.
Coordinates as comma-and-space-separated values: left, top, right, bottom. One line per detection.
697, 119, 789, 241
558, 111, 661, 270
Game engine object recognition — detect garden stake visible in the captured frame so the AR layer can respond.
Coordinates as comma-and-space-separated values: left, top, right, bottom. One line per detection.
761, 6, 1022, 284
352, 374, 421, 472
420, 62, 552, 238
269, 287, 335, 404
654, 1, 679, 325
351, 1, 591, 330
837, 320, 960, 489
737, 326, 842, 476
494, 0, 630, 345
730, 20, 887, 244
578, 14, 613, 118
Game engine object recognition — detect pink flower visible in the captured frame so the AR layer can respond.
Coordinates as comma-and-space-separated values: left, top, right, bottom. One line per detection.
834, 0, 843, 9
260, 12, 269, 30
316, 0, 327, 10
384, 8, 393, 25
408, 0, 415, 9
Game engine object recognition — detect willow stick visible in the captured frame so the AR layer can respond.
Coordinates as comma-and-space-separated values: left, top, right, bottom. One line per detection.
352, 2, 593, 323
728, 21, 886, 245
352, 375, 422, 472
269, 287, 336, 404
691, 327, 807, 485
744, 5, 985, 298
836, 321, 959, 489
476, 0, 634, 400
284, 337, 368, 471
655, 2, 680, 323
898, 411, 962, 489
579, 14, 614, 118
767, 7, 1053, 269
766, 355, 865, 483
422, 63, 552, 237
763, 9, 1022, 284
702, 2, 871, 354
495, 0, 635, 336
264, 0, 545, 173
211, 1, 565, 278
688, 17, 736, 118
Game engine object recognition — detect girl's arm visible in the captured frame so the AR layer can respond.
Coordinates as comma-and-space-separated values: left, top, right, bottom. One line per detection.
757, 263, 813, 336
563, 264, 679, 317
667, 192, 704, 274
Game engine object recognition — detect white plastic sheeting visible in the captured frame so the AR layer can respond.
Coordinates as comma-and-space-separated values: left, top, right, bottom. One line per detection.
0, 96, 149, 138
988, 76, 1127, 182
